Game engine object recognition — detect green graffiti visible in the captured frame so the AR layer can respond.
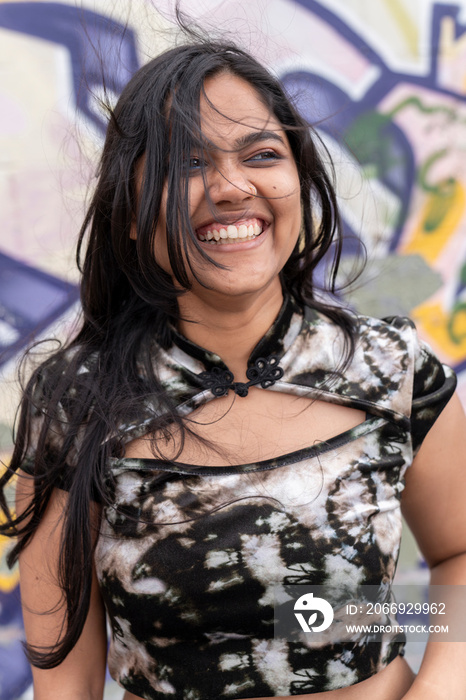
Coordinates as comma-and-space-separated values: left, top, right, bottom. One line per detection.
417, 150, 458, 234
344, 111, 405, 180
448, 301, 466, 345
420, 182, 459, 233
345, 111, 389, 162
387, 96, 461, 123
387, 100, 463, 234
449, 264, 466, 344
387, 97, 464, 223
460, 263, 466, 287
418, 150, 456, 194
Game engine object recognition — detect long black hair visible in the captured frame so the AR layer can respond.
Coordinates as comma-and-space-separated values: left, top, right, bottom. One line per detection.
0, 39, 355, 668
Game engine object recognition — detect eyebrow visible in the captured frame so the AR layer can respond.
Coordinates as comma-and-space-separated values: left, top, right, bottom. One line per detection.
233, 130, 286, 150
201, 129, 286, 154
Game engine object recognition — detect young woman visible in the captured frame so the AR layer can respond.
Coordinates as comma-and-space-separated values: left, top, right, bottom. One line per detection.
2, 40, 466, 700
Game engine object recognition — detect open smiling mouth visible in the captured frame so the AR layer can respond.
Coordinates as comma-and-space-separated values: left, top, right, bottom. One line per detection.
195, 217, 266, 245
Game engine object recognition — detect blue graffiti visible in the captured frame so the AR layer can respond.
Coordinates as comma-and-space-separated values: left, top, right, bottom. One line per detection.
0, 3, 140, 370
283, 1, 466, 371
0, 253, 79, 368
0, 591, 31, 700
285, 1, 466, 249
0, 2, 139, 133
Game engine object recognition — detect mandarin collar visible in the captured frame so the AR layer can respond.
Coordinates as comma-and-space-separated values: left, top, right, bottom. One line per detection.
167, 294, 305, 398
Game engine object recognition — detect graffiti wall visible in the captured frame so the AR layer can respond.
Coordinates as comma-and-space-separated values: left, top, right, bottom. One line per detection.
1, 0, 465, 697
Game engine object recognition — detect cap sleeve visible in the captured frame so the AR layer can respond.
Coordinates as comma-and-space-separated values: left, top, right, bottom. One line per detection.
410, 327, 457, 456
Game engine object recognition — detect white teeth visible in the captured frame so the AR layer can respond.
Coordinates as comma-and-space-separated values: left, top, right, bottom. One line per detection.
200, 221, 265, 244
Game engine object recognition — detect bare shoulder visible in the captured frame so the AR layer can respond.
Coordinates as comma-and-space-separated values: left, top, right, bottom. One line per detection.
17, 480, 107, 700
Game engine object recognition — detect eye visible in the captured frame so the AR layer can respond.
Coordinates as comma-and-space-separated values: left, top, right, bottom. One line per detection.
183, 156, 208, 175
188, 156, 204, 169
246, 150, 281, 163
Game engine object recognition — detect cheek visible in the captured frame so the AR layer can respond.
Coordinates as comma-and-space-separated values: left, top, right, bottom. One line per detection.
280, 182, 302, 259
279, 174, 302, 232
278, 168, 301, 213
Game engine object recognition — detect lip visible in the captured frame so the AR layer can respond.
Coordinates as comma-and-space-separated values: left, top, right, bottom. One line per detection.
194, 213, 270, 234
196, 221, 271, 252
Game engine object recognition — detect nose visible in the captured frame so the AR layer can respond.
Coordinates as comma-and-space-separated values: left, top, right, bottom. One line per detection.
208, 166, 255, 204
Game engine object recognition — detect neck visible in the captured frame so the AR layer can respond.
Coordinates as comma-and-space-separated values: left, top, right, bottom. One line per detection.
177, 285, 284, 382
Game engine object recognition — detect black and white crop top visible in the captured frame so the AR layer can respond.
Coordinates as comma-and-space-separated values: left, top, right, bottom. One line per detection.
26, 297, 458, 698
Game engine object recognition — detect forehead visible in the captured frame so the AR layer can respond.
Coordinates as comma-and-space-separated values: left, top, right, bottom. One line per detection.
199, 73, 283, 145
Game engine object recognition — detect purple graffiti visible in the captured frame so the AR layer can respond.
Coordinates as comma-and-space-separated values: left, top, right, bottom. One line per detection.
0, 254, 79, 368
0, 2, 139, 133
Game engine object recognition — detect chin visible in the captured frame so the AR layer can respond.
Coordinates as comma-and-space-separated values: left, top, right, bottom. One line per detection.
206, 279, 281, 301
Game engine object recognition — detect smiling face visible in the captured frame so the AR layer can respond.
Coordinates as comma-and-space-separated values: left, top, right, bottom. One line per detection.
152, 72, 302, 309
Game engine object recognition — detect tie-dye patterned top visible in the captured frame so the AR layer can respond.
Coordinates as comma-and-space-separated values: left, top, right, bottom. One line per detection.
93, 297, 456, 699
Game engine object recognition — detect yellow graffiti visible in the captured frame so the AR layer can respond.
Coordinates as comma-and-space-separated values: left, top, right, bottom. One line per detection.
402, 181, 465, 265
0, 463, 19, 593
0, 538, 19, 592
411, 300, 466, 362
381, 0, 418, 57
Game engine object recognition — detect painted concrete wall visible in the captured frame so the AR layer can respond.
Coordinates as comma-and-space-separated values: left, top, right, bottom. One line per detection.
1, 1, 465, 697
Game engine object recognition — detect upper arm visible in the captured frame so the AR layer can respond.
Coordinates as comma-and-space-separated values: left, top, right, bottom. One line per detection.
401, 392, 466, 569
17, 474, 107, 700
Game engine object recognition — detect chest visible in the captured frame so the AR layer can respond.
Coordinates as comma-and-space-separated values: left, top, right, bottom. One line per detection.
100, 415, 411, 588
124, 389, 366, 465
